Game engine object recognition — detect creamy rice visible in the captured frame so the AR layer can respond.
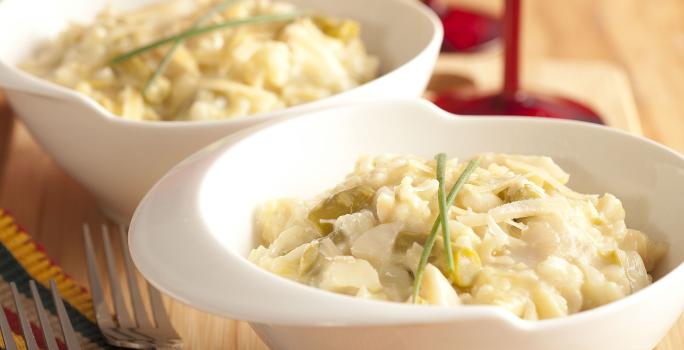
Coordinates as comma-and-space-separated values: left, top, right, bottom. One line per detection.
249, 154, 667, 320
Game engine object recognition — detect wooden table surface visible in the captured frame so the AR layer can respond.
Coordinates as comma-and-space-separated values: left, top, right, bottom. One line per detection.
2, 0, 684, 349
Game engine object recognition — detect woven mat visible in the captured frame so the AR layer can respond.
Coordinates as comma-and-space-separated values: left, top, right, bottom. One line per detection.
0, 210, 107, 349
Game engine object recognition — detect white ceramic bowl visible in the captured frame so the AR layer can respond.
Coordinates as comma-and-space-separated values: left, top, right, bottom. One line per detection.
0, 0, 441, 222
129, 99, 684, 350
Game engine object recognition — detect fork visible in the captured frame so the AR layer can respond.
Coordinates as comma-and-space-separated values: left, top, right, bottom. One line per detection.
84, 224, 183, 349
0, 279, 81, 350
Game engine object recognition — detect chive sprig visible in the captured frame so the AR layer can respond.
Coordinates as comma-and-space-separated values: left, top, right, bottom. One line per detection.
144, 0, 237, 92
411, 157, 479, 303
435, 153, 455, 278
109, 11, 306, 65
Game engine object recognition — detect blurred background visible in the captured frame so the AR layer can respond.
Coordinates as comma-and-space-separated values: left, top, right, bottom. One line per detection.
427, 0, 684, 153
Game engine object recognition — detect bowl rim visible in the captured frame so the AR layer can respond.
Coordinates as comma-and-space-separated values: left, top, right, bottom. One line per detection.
0, 0, 442, 129
129, 98, 684, 328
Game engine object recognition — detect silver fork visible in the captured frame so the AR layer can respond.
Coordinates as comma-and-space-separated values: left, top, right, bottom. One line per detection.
0, 279, 81, 350
83, 224, 183, 349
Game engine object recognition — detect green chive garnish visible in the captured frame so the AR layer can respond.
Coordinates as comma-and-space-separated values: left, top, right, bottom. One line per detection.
144, 0, 237, 93
435, 153, 454, 278
109, 11, 306, 65
412, 158, 479, 303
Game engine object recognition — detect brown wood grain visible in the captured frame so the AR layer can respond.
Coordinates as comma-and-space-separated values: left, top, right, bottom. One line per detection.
2, 1, 684, 348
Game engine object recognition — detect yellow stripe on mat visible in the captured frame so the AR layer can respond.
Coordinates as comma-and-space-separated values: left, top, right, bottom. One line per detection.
0, 210, 95, 321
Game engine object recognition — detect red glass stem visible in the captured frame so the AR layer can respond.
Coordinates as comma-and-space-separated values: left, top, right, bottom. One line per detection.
503, 0, 520, 100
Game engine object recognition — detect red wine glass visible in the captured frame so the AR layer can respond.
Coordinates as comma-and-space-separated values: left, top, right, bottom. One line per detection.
424, 0, 502, 52
432, 0, 604, 124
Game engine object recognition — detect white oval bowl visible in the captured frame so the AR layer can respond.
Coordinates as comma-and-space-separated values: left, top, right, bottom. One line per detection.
0, 0, 441, 222
129, 99, 684, 350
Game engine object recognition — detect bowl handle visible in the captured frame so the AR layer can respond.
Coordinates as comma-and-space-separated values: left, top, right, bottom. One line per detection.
0, 62, 62, 98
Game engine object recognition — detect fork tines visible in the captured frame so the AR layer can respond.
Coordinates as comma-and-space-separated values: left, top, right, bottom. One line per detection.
83, 224, 182, 349
0, 279, 81, 350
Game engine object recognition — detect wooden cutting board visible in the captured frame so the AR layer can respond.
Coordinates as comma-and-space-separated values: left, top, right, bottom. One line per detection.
0, 55, 680, 349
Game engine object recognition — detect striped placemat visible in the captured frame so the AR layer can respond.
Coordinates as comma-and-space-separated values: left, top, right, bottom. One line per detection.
0, 210, 108, 349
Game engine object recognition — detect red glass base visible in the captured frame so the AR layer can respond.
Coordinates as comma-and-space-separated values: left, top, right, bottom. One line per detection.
425, 2, 502, 52
432, 93, 604, 124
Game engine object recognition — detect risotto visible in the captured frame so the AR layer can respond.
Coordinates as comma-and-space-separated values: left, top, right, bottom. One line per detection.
21, 0, 379, 121
249, 153, 667, 320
